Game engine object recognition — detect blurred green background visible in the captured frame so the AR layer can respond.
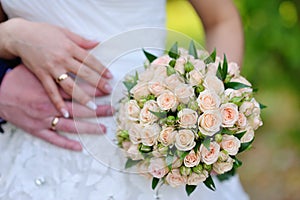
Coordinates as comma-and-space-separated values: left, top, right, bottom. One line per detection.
166, 0, 300, 199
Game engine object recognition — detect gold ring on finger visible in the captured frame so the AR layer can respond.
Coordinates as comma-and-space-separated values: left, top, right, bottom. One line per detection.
56, 73, 69, 83
50, 116, 60, 131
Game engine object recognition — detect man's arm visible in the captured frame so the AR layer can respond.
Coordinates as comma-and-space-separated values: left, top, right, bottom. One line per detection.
189, 0, 244, 65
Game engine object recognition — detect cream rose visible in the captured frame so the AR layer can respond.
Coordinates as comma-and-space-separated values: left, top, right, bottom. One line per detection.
196, 90, 221, 112
139, 69, 154, 82
152, 55, 171, 66
239, 101, 255, 117
127, 144, 143, 160
165, 74, 184, 91
220, 103, 239, 127
221, 134, 241, 156
148, 81, 166, 97
190, 58, 206, 73
175, 129, 196, 151
203, 75, 225, 95
174, 84, 195, 104
188, 69, 204, 86
231, 76, 252, 87
240, 126, 255, 143
126, 100, 141, 121
153, 65, 168, 79
130, 82, 150, 100
174, 57, 186, 74
139, 100, 159, 124
184, 150, 201, 168
248, 113, 263, 130
200, 141, 220, 165
228, 62, 240, 77
187, 171, 208, 185
159, 127, 176, 146
128, 123, 142, 144
140, 124, 161, 146
157, 91, 178, 111
178, 108, 198, 128
165, 169, 187, 187
213, 158, 234, 174
198, 110, 222, 136
148, 158, 169, 179
237, 112, 247, 129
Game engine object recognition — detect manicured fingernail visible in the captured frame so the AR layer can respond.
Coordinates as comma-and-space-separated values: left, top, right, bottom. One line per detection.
106, 107, 115, 116
100, 125, 107, 133
86, 101, 97, 110
104, 84, 112, 93
106, 71, 113, 79
73, 143, 82, 151
60, 108, 70, 118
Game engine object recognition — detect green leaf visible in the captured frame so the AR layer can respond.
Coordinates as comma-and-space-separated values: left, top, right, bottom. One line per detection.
238, 138, 254, 153
203, 175, 216, 191
188, 40, 198, 59
149, 110, 168, 119
233, 157, 243, 168
168, 42, 179, 59
216, 168, 236, 181
152, 177, 160, 190
234, 131, 247, 140
204, 48, 216, 64
166, 154, 174, 170
125, 159, 140, 169
166, 65, 176, 76
178, 151, 189, 161
123, 81, 136, 93
225, 82, 251, 90
143, 49, 157, 63
203, 138, 211, 150
185, 184, 197, 196
222, 55, 228, 81
259, 103, 267, 109
194, 141, 201, 153
222, 128, 235, 135
169, 59, 176, 67
216, 62, 222, 80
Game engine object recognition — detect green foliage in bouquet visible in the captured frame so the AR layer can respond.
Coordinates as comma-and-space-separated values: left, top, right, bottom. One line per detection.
116, 41, 265, 196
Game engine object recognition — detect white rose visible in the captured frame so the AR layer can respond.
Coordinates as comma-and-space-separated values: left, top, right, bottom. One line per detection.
139, 100, 159, 124
126, 100, 141, 121
220, 103, 239, 127
130, 82, 150, 100
140, 124, 161, 146
175, 129, 196, 151
200, 141, 220, 165
240, 126, 255, 143
239, 101, 255, 116
153, 65, 168, 79
187, 171, 208, 185
184, 150, 201, 168
178, 108, 198, 128
221, 134, 241, 156
237, 112, 247, 129
172, 156, 183, 168
139, 69, 154, 82
190, 58, 206, 74
148, 81, 166, 97
188, 69, 204, 86
197, 90, 221, 111
224, 88, 242, 100
148, 158, 169, 179
174, 84, 195, 104
127, 144, 143, 160
203, 74, 225, 95
228, 62, 240, 77
213, 158, 234, 174
231, 76, 252, 87
136, 161, 152, 179
179, 48, 189, 56
165, 74, 184, 91
248, 113, 263, 130
159, 127, 176, 146
174, 57, 186, 74
152, 55, 171, 67
128, 123, 142, 144
198, 110, 222, 136
157, 91, 178, 111
165, 169, 187, 187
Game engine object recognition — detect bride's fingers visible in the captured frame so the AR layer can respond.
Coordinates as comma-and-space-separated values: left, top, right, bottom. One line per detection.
52, 117, 106, 134
66, 102, 114, 118
38, 129, 82, 151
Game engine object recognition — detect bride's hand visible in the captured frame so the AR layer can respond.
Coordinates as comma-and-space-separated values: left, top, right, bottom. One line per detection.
0, 65, 113, 151
0, 18, 113, 118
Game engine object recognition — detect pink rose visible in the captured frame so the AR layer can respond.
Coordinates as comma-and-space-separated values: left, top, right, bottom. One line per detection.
236, 112, 247, 129
159, 127, 176, 146
188, 69, 204, 86
203, 75, 225, 95
178, 108, 198, 128
174, 84, 195, 104
187, 171, 208, 185
157, 91, 178, 111
148, 81, 167, 97
139, 100, 159, 124
197, 90, 221, 112
220, 103, 239, 127
127, 144, 143, 160
128, 123, 142, 144
165, 74, 184, 91
184, 150, 201, 168
126, 100, 141, 121
130, 82, 150, 100
198, 110, 222, 136
140, 124, 160, 146
165, 169, 187, 187
240, 126, 255, 143
221, 134, 241, 156
175, 129, 196, 151
152, 55, 171, 66
200, 141, 220, 165
148, 158, 169, 179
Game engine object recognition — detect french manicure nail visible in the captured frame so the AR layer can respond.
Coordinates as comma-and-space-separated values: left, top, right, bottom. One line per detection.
86, 101, 97, 110
106, 71, 113, 79
60, 108, 70, 118
104, 84, 112, 93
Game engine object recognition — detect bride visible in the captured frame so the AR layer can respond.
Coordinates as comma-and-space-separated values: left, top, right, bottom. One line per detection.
0, 0, 248, 199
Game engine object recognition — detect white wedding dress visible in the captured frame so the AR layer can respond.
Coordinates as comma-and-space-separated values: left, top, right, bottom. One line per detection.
0, 1, 249, 199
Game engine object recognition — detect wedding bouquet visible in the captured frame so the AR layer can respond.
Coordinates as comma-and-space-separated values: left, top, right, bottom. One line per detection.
116, 41, 264, 196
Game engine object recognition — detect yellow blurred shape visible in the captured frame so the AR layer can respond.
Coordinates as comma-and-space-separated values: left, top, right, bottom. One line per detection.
166, 0, 204, 44
279, 1, 298, 28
